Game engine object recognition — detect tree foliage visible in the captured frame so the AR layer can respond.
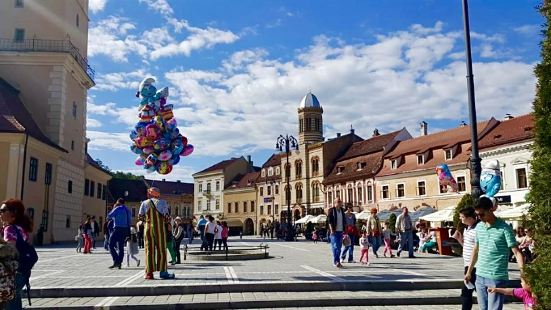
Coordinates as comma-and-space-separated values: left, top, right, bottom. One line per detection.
525, 1, 551, 307
111, 171, 144, 180
454, 193, 476, 230
388, 213, 397, 232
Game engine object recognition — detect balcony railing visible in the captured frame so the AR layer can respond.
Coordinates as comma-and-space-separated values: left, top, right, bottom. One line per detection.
0, 38, 95, 81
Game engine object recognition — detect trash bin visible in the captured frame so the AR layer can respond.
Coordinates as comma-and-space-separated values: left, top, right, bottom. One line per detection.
434, 227, 453, 256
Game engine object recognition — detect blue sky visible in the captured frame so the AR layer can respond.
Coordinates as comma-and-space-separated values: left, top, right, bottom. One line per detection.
86, 0, 542, 182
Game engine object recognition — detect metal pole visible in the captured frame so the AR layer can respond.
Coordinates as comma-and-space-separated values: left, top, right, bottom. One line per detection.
285, 137, 293, 241
462, 0, 482, 199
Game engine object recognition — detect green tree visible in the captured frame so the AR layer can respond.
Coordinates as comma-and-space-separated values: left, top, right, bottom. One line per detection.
454, 193, 476, 230
388, 213, 397, 232
111, 171, 144, 180
525, 1, 551, 307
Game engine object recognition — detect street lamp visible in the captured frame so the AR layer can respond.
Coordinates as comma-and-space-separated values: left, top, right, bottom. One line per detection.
462, 0, 482, 199
276, 134, 299, 241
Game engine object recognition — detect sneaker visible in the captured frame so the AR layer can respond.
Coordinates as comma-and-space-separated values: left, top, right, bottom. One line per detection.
144, 273, 154, 280
160, 271, 175, 279
383, 253, 387, 258
108, 264, 117, 269
336, 262, 343, 268
341, 256, 346, 261
397, 250, 401, 257
137, 260, 141, 267
391, 254, 396, 258
375, 253, 379, 258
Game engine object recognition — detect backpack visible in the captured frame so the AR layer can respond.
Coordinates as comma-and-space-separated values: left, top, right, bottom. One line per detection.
12, 225, 38, 305
0, 241, 18, 303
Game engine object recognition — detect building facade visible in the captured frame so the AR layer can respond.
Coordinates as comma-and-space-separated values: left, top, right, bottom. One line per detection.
224, 171, 259, 235
256, 154, 283, 233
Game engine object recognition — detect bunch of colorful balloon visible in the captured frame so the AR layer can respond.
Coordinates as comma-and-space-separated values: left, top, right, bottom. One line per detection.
129, 77, 193, 175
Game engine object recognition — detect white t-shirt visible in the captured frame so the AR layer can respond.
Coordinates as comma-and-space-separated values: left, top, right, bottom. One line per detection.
462, 221, 479, 267
336, 210, 344, 232
360, 237, 369, 249
205, 221, 216, 234
214, 225, 222, 239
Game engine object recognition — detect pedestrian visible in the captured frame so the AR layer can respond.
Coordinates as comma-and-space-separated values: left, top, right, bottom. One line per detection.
91, 216, 99, 249
196, 215, 207, 251
82, 216, 93, 254
396, 207, 415, 258
139, 187, 175, 280
465, 196, 524, 310
366, 207, 382, 258
204, 215, 216, 251
420, 230, 437, 253
327, 198, 346, 268
172, 217, 184, 264
221, 221, 229, 251
125, 227, 140, 267
359, 232, 370, 265
382, 222, 395, 258
107, 198, 131, 269
166, 221, 177, 265
136, 219, 145, 249
102, 216, 112, 251
312, 228, 319, 244
75, 224, 83, 253
1, 199, 35, 310
452, 207, 480, 310
487, 273, 535, 310
341, 204, 357, 263
214, 221, 223, 250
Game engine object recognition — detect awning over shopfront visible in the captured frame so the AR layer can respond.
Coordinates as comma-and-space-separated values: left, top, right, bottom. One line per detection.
377, 209, 402, 221
310, 214, 327, 224
495, 204, 531, 220
420, 206, 455, 222
410, 207, 437, 221
295, 215, 315, 224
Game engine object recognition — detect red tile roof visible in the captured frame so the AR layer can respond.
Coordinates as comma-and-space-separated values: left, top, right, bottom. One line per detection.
262, 153, 283, 168
225, 171, 260, 190
338, 129, 404, 161
479, 114, 534, 150
324, 151, 384, 184
194, 157, 243, 175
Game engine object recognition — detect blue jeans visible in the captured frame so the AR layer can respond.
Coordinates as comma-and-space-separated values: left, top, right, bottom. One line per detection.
109, 227, 127, 265
341, 234, 355, 262
475, 275, 507, 310
369, 235, 382, 255
5, 272, 25, 310
330, 231, 343, 265
399, 231, 414, 257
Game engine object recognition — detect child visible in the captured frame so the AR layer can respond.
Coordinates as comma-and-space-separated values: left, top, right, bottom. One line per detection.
488, 274, 535, 310
126, 227, 140, 267
359, 233, 370, 265
312, 228, 318, 244
382, 222, 395, 258
342, 233, 352, 261
75, 225, 83, 253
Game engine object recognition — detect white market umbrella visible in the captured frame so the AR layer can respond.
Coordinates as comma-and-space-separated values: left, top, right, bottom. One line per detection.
420, 206, 456, 222
495, 204, 531, 220
310, 214, 327, 224
295, 215, 315, 224
356, 211, 371, 220
410, 207, 437, 222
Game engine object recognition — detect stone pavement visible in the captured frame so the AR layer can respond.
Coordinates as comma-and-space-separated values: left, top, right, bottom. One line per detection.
23, 236, 523, 309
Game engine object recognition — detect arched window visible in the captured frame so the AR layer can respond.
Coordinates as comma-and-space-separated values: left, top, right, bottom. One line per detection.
357, 184, 363, 205
295, 183, 303, 203
284, 185, 291, 203
295, 160, 302, 179
311, 157, 320, 176
268, 167, 274, 176
284, 163, 291, 179
276, 167, 280, 175
312, 182, 320, 203
347, 185, 354, 204
261, 169, 266, 177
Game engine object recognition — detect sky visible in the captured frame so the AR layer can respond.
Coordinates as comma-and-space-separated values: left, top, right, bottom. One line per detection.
86, 0, 542, 182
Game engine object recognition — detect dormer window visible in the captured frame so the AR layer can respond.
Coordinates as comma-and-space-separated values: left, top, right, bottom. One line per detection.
261, 169, 266, 177
268, 167, 274, 176
337, 166, 345, 174
391, 160, 397, 170
445, 149, 453, 160
357, 162, 366, 170
276, 167, 280, 175
417, 154, 424, 165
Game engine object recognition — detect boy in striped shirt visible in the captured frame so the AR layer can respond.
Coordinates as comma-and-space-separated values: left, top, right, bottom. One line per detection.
453, 207, 480, 310
465, 197, 524, 310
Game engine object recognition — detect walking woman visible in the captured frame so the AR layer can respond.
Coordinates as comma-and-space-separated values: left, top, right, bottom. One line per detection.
172, 217, 184, 264
204, 215, 216, 251
221, 221, 229, 251
82, 216, 93, 254
1, 199, 34, 310
366, 208, 382, 258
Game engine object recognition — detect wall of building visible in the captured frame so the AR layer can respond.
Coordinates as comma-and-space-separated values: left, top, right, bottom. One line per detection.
224, 189, 257, 235
194, 171, 224, 215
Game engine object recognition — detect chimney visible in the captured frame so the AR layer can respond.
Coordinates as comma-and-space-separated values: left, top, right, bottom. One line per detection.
460, 121, 467, 127
373, 128, 380, 137
420, 121, 428, 136
247, 155, 253, 171
503, 113, 514, 120
162, 178, 166, 182
336, 132, 341, 138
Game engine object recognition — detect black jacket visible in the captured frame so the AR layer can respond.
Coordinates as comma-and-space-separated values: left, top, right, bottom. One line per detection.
327, 207, 346, 232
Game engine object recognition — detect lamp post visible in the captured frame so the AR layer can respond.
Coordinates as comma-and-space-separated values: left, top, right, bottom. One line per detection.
462, 0, 482, 199
276, 134, 299, 241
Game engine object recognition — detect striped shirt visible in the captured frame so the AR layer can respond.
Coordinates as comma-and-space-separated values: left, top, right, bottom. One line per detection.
475, 218, 517, 280
462, 221, 479, 267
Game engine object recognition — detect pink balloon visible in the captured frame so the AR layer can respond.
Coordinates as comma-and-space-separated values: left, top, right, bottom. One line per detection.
181, 144, 194, 156
135, 157, 145, 166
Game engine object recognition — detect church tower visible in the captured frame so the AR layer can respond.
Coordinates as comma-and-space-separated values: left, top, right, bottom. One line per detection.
298, 92, 323, 145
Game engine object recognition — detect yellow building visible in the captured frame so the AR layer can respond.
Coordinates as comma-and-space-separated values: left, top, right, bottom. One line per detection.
224, 171, 259, 235
0, 0, 97, 242
256, 154, 283, 234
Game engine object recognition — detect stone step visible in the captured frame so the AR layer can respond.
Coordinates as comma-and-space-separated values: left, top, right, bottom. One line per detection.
29, 279, 466, 298
23, 289, 524, 309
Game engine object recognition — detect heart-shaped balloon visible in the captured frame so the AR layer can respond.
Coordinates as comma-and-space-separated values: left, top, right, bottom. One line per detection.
181, 144, 194, 156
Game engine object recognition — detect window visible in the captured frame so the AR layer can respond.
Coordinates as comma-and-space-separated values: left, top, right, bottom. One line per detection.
347, 187, 353, 203
267, 185, 272, 196
29, 157, 38, 181
284, 185, 290, 202
198, 183, 202, 192
76, 14, 79, 27
71, 140, 75, 151
439, 184, 447, 194
97, 183, 102, 199
337, 166, 345, 174
312, 182, 320, 203
243, 201, 248, 213
72, 102, 77, 118
516, 168, 527, 189
259, 186, 264, 196
68, 180, 73, 193
197, 200, 202, 211
417, 155, 424, 165
45, 163, 52, 185
260, 205, 264, 215
397, 184, 405, 198
275, 205, 279, 215
90, 181, 95, 197
65, 215, 71, 228
357, 162, 366, 170
312, 157, 320, 176
206, 199, 211, 210
215, 181, 220, 191
275, 185, 279, 195
357, 187, 363, 204
382, 185, 389, 199
84, 179, 89, 196
251, 201, 255, 213
417, 181, 426, 196
367, 185, 373, 202
15, 0, 24, 7
457, 176, 466, 192
276, 167, 280, 175
500, 171, 504, 190
296, 183, 303, 203
328, 191, 333, 204
102, 185, 106, 200
14, 28, 25, 42
206, 182, 211, 193
215, 199, 220, 210
268, 167, 273, 176
445, 149, 453, 160
295, 161, 302, 179
227, 203, 232, 213
261, 169, 266, 177
268, 205, 272, 215
391, 160, 397, 170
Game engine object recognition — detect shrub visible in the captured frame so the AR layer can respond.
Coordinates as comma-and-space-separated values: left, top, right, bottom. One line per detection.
454, 193, 476, 231
388, 213, 397, 232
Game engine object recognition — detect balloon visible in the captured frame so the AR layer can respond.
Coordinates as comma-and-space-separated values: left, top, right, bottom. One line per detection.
169, 154, 180, 166
134, 136, 152, 148
142, 147, 155, 155
156, 161, 173, 175
435, 164, 458, 193
130, 145, 143, 155
145, 123, 160, 140
159, 150, 172, 161
480, 159, 502, 197
181, 144, 194, 157
146, 153, 158, 167
135, 157, 145, 166
154, 138, 170, 151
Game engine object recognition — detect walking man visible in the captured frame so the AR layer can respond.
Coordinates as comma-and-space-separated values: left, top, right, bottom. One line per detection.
139, 187, 175, 280
465, 197, 524, 310
107, 199, 131, 269
453, 207, 480, 310
327, 198, 346, 268
396, 207, 415, 258
196, 215, 207, 250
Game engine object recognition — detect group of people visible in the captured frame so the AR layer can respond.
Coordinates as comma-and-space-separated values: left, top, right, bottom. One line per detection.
195, 215, 229, 251
75, 216, 100, 254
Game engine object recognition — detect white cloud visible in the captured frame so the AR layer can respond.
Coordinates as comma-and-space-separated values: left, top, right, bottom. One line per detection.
94, 70, 153, 91
138, 0, 174, 17
87, 131, 130, 151
87, 117, 102, 128
513, 24, 539, 36
89, 0, 108, 13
